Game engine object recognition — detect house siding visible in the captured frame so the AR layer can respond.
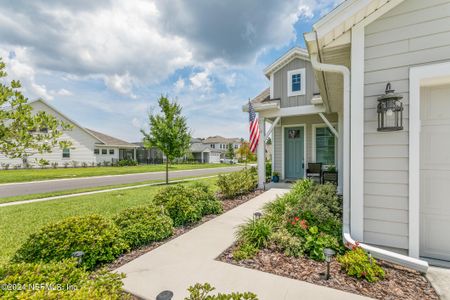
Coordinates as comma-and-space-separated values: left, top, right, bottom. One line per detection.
272, 58, 319, 108
273, 113, 338, 177
0, 101, 101, 167
363, 0, 450, 249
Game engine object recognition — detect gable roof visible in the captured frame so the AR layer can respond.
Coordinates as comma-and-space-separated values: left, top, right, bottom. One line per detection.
250, 88, 270, 104
29, 99, 137, 148
203, 136, 241, 144
263, 47, 309, 78
84, 128, 137, 148
190, 142, 212, 153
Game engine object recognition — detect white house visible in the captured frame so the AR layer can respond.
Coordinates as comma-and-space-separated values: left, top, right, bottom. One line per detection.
0, 99, 138, 168
246, 0, 450, 272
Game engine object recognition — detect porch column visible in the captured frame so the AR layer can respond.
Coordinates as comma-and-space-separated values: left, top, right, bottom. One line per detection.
337, 111, 344, 195
133, 148, 137, 160
201, 151, 204, 163
257, 116, 265, 189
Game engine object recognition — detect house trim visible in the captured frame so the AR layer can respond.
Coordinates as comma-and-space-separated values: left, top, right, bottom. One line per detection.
350, 23, 365, 241
409, 61, 450, 259
311, 123, 338, 167
260, 105, 325, 119
281, 123, 306, 180
287, 68, 306, 97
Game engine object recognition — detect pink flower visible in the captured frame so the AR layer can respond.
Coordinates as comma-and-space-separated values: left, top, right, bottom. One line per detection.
299, 219, 308, 230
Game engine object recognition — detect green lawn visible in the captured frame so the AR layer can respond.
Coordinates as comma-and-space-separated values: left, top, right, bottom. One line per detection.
0, 163, 229, 184
0, 177, 218, 265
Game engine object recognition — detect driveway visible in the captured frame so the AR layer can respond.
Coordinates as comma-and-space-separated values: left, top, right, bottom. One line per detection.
0, 166, 243, 198
116, 188, 368, 300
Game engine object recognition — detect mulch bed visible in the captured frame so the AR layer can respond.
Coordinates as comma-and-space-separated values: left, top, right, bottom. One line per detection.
217, 244, 438, 300
107, 189, 264, 271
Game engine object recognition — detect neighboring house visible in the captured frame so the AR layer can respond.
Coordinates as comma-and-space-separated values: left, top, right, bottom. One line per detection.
203, 136, 242, 159
0, 99, 138, 167
190, 142, 221, 163
132, 143, 164, 164
246, 0, 450, 272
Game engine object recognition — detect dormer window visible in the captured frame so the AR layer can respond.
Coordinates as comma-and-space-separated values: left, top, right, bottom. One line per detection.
287, 68, 306, 97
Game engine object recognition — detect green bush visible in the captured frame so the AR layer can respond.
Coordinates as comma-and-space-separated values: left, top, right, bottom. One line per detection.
0, 259, 129, 299
232, 242, 259, 261
113, 205, 173, 248
190, 182, 223, 215
217, 168, 257, 199
13, 215, 129, 269
303, 226, 340, 261
186, 282, 258, 300
269, 228, 304, 257
337, 245, 385, 282
117, 159, 138, 167
236, 219, 272, 249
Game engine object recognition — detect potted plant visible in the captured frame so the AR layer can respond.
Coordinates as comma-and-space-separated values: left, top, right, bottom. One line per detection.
272, 172, 280, 183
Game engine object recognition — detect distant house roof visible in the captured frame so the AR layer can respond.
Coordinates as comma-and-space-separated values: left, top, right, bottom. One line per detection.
85, 128, 138, 148
191, 137, 204, 143
203, 136, 241, 144
190, 142, 211, 153
250, 88, 270, 104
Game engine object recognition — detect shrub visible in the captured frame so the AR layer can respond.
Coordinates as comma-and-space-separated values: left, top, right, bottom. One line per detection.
217, 168, 257, 199
303, 226, 340, 261
153, 185, 203, 226
232, 242, 259, 261
13, 215, 129, 270
113, 205, 173, 248
186, 283, 258, 300
236, 219, 272, 249
102, 161, 110, 167
36, 158, 50, 169
269, 228, 304, 258
117, 159, 138, 167
0, 259, 129, 299
71, 160, 78, 168
1, 163, 10, 170
81, 162, 88, 168
13, 164, 21, 169
337, 245, 385, 282
63, 162, 70, 168
190, 182, 223, 215
51, 162, 58, 169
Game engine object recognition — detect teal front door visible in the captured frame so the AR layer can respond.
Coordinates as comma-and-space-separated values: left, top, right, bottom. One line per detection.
284, 127, 304, 179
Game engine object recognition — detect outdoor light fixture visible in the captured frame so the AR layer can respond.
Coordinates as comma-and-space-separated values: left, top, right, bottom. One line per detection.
156, 290, 173, 300
253, 211, 262, 220
377, 82, 404, 131
321, 248, 335, 280
71, 251, 85, 265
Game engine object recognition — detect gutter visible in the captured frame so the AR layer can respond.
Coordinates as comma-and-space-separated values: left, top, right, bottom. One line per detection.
309, 48, 429, 273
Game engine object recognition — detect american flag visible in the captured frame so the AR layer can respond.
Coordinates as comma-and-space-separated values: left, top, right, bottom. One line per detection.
248, 101, 260, 153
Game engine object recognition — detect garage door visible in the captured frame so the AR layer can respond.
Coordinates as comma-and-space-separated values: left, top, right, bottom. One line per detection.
420, 84, 450, 261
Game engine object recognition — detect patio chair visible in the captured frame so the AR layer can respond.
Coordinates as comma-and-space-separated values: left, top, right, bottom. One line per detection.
306, 163, 322, 183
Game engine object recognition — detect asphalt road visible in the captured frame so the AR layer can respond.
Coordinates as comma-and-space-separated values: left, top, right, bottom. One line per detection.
0, 166, 244, 198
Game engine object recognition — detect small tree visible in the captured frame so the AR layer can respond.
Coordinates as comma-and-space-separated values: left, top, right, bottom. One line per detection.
141, 96, 191, 184
236, 141, 255, 166
0, 58, 72, 166
225, 143, 235, 160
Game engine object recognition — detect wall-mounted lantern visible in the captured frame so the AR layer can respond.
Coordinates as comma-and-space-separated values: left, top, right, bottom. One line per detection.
377, 83, 403, 132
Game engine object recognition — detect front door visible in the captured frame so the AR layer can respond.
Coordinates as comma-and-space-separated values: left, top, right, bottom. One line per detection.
284, 127, 304, 179
420, 84, 450, 262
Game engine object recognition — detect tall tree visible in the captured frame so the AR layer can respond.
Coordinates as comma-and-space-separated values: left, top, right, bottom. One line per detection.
141, 96, 191, 184
225, 143, 235, 159
0, 58, 72, 166
236, 141, 255, 167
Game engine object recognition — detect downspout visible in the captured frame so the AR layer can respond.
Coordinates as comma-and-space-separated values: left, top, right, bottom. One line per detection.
310, 52, 428, 273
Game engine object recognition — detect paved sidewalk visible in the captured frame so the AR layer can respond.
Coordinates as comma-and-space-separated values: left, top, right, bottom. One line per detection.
427, 267, 450, 300
116, 188, 368, 300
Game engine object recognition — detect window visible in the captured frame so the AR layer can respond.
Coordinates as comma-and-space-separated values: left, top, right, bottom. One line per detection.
94, 149, 99, 155
287, 68, 306, 97
314, 126, 335, 165
234, 144, 238, 149
109, 149, 114, 155
102, 149, 107, 155
62, 148, 70, 158
211, 144, 215, 149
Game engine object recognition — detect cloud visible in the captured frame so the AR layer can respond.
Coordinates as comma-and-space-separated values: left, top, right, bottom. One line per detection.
104, 73, 136, 98
189, 70, 212, 92
174, 78, 185, 91
53, 88, 73, 96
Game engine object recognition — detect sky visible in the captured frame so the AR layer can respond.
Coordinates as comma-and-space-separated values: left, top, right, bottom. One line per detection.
0, 0, 342, 142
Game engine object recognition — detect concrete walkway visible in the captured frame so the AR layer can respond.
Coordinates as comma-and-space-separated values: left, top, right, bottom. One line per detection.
0, 166, 243, 198
427, 267, 450, 300
116, 189, 368, 300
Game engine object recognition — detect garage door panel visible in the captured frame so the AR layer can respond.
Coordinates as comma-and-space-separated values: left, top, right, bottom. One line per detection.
420, 84, 450, 262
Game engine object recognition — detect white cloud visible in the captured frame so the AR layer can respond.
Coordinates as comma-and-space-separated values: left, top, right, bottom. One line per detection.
104, 73, 136, 98
53, 88, 73, 96
131, 117, 142, 129
174, 78, 185, 91
189, 70, 212, 92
